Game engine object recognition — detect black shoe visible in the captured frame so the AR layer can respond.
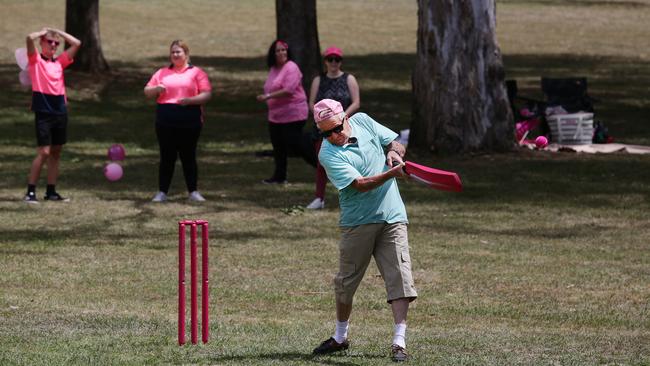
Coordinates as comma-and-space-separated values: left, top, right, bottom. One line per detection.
44, 192, 70, 202
391, 344, 408, 362
24, 193, 39, 204
262, 177, 287, 185
312, 337, 349, 355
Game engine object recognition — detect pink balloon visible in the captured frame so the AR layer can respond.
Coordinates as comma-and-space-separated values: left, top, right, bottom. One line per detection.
15, 48, 28, 70
104, 163, 123, 182
107, 144, 126, 161
535, 136, 548, 148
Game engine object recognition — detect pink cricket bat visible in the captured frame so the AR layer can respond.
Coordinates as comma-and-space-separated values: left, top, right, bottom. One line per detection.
395, 161, 462, 192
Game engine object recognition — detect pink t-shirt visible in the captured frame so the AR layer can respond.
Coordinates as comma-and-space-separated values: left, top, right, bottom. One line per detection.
28, 51, 72, 97
146, 65, 212, 104
263, 60, 308, 123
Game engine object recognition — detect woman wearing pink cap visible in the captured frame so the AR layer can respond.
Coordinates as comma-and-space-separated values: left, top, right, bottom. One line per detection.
256, 40, 316, 184
144, 40, 212, 202
306, 46, 360, 209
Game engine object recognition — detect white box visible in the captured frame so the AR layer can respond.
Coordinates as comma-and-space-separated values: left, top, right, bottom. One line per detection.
547, 112, 594, 145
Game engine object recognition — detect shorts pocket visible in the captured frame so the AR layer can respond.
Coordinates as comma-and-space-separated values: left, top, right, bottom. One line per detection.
400, 250, 411, 264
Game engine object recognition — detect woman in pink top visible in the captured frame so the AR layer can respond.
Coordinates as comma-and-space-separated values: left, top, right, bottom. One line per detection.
145, 40, 212, 202
256, 40, 316, 184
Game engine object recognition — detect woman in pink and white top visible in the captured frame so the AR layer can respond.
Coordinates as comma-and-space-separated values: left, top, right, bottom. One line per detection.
256, 40, 316, 184
144, 40, 212, 202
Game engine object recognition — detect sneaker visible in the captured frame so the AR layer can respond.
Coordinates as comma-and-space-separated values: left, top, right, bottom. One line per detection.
306, 198, 325, 210
262, 177, 288, 185
188, 191, 206, 202
151, 191, 167, 202
44, 192, 70, 202
24, 192, 39, 204
312, 337, 349, 355
391, 344, 408, 362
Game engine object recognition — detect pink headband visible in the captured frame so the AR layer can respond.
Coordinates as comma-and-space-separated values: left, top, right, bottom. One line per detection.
277, 40, 288, 49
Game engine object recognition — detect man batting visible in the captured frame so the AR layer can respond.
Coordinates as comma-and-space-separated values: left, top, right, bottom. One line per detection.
311, 99, 417, 362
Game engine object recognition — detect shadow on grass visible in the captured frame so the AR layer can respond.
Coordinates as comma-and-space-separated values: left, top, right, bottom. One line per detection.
209, 351, 384, 365
2, 52, 648, 143
1, 52, 648, 212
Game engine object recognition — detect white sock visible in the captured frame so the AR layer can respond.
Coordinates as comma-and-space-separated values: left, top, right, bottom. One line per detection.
333, 320, 349, 343
392, 323, 407, 348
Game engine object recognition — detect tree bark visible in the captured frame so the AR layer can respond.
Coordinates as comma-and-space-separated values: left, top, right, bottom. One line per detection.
65, 0, 109, 73
411, 0, 513, 154
275, 0, 321, 91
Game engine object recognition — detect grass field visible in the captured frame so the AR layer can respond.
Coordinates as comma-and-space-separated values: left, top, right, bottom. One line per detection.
1, 1, 649, 365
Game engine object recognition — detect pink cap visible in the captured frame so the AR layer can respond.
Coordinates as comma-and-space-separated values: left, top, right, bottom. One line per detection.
323, 46, 343, 58
313, 99, 344, 123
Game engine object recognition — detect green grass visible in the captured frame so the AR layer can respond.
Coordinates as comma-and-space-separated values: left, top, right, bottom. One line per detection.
1, 1, 649, 365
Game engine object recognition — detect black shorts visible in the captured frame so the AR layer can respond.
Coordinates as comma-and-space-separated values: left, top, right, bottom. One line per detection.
35, 112, 68, 146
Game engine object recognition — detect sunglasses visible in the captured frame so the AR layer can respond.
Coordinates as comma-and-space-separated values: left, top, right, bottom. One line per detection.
325, 57, 342, 63
43, 39, 60, 46
319, 123, 344, 138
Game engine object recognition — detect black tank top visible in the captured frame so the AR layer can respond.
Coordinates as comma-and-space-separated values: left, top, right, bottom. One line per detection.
316, 73, 352, 111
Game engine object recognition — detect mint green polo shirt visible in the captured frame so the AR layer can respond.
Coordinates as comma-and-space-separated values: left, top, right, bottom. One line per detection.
319, 113, 408, 227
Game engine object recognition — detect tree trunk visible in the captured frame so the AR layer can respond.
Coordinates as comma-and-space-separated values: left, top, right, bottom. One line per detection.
411, 0, 513, 154
65, 0, 109, 73
275, 0, 321, 91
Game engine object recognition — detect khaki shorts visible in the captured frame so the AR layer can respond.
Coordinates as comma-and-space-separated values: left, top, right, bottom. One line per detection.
334, 222, 417, 304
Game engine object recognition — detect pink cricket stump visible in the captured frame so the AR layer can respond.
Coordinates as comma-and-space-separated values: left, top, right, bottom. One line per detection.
190, 223, 198, 344
199, 221, 209, 344
178, 220, 209, 346
178, 222, 186, 345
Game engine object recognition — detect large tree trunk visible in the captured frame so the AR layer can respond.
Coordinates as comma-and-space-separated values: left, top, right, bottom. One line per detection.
411, 0, 513, 154
275, 0, 321, 91
65, 0, 109, 73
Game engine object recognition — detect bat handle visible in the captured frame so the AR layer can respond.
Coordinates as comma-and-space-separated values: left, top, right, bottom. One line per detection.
391, 160, 406, 174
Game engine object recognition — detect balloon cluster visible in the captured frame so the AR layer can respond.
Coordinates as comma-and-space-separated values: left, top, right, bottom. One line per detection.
104, 144, 125, 182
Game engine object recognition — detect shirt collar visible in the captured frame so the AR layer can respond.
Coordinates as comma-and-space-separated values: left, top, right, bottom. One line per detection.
168, 63, 194, 70
344, 137, 358, 147
40, 54, 56, 62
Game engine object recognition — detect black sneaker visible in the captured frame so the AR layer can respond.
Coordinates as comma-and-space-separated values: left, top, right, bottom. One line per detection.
312, 337, 349, 355
24, 193, 39, 204
262, 177, 288, 185
44, 192, 70, 202
391, 344, 408, 362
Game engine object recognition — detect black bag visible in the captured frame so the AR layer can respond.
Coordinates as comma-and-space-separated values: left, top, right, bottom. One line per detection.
541, 77, 595, 113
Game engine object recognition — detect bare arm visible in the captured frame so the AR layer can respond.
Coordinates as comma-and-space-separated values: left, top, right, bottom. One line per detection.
49, 28, 82, 59
144, 85, 165, 99
308, 76, 321, 112
344, 74, 360, 115
179, 91, 212, 106
256, 89, 291, 102
26, 28, 48, 56
385, 140, 406, 167
350, 163, 406, 192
